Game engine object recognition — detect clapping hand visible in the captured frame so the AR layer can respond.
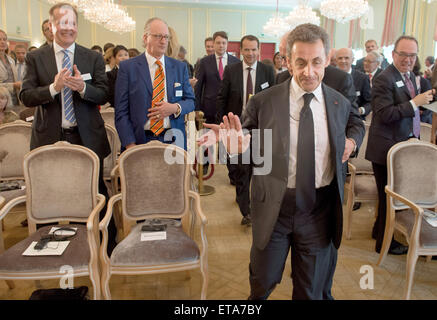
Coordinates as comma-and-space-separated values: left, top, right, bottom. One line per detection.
197, 112, 251, 155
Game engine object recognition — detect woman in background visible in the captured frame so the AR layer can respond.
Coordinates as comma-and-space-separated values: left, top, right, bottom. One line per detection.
166, 27, 180, 59
273, 51, 286, 75
0, 30, 20, 107
0, 87, 19, 124
107, 45, 129, 108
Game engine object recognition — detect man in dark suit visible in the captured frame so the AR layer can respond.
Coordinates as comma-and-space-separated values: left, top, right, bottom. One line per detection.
115, 17, 194, 151
355, 39, 389, 72
20, 3, 115, 251
216, 35, 275, 226
365, 35, 434, 254
200, 24, 365, 300
193, 37, 214, 79
362, 50, 383, 87
337, 48, 371, 118
40, 19, 53, 48
194, 31, 240, 124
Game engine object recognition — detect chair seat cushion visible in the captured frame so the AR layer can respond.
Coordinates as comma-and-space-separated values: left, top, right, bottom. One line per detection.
353, 175, 377, 199
0, 180, 25, 204
396, 210, 437, 249
110, 223, 200, 267
0, 224, 90, 273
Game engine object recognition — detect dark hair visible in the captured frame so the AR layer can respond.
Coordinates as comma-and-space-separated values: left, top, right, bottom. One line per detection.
49, 3, 78, 23
41, 19, 49, 32
128, 48, 140, 58
91, 45, 102, 53
113, 45, 128, 58
365, 39, 377, 47
213, 31, 228, 41
14, 44, 26, 51
204, 37, 213, 45
286, 23, 330, 59
394, 35, 418, 52
28, 46, 37, 52
240, 35, 259, 49
104, 43, 115, 53
426, 56, 435, 65
412, 58, 422, 76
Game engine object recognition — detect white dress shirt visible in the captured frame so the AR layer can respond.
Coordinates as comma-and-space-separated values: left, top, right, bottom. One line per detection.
16, 61, 26, 81
215, 52, 228, 72
287, 77, 333, 189
144, 51, 170, 129
242, 60, 257, 110
49, 41, 86, 129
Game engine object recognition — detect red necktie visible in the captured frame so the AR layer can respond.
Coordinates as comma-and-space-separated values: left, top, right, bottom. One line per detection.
218, 56, 224, 80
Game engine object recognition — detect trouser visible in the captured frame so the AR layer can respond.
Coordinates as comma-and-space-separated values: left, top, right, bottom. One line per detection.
227, 162, 252, 217
248, 186, 338, 300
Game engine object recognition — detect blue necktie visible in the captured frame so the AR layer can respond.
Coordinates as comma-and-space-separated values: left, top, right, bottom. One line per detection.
62, 50, 76, 123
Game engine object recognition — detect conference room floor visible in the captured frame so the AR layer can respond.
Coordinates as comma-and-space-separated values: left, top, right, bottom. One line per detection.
1, 164, 437, 300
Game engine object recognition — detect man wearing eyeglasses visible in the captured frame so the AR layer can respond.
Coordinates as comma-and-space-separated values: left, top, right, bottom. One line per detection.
366, 35, 435, 255
115, 17, 195, 150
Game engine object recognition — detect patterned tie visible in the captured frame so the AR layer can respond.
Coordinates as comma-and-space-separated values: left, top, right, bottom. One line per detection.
246, 67, 253, 104
404, 73, 420, 138
150, 60, 165, 136
62, 50, 76, 123
218, 56, 224, 80
296, 93, 316, 213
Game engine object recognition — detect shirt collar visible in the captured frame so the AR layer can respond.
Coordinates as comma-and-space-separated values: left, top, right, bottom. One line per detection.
290, 76, 323, 104
145, 51, 165, 68
242, 60, 257, 71
347, 67, 352, 74
53, 41, 75, 55
215, 52, 228, 60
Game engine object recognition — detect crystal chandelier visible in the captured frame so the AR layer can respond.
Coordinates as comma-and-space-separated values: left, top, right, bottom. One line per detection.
46, 0, 136, 34
320, 0, 369, 24
262, 0, 289, 38
285, 0, 320, 30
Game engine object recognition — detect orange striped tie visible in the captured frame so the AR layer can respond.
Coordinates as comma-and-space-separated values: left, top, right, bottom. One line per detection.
150, 60, 165, 136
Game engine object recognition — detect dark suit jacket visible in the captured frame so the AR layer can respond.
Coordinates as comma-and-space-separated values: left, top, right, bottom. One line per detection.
242, 79, 364, 250
106, 66, 118, 108
365, 64, 418, 165
351, 69, 371, 116
216, 61, 275, 120
194, 53, 240, 123
20, 43, 110, 160
276, 65, 358, 110
369, 68, 383, 87
114, 54, 195, 150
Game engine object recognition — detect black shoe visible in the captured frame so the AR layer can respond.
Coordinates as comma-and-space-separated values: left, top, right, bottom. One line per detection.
241, 215, 252, 226
230, 179, 236, 186
353, 202, 361, 211
388, 244, 408, 255
372, 228, 377, 240
202, 164, 208, 176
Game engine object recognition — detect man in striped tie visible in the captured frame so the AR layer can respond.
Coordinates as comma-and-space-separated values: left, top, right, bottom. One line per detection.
115, 17, 195, 151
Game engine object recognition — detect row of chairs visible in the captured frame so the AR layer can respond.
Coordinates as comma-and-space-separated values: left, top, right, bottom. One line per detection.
344, 119, 437, 299
0, 117, 208, 299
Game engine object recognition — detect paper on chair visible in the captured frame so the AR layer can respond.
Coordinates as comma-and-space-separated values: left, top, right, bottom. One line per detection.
141, 231, 167, 241
422, 101, 437, 114
22, 241, 70, 256
423, 209, 437, 227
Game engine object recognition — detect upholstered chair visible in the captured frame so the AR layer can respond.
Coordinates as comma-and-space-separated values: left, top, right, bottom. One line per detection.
377, 139, 437, 299
0, 142, 105, 299
99, 141, 208, 300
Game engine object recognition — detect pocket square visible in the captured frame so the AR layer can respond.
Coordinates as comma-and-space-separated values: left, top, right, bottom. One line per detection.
174, 82, 181, 87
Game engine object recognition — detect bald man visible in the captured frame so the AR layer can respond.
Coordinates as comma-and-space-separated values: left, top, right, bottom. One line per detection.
337, 48, 371, 118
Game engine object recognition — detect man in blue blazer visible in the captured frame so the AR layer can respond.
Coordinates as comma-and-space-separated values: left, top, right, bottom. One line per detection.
115, 17, 195, 150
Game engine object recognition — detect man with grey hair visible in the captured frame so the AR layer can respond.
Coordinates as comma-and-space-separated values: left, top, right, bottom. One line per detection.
115, 17, 194, 150
199, 23, 364, 299
363, 50, 383, 87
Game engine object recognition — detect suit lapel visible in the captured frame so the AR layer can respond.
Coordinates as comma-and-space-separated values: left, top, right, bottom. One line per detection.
322, 84, 340, 164
272, 79, 291, 155
165, 56, 175, 102
236, 62, 244, 103
137, 54, 153, 96
42, 45, 58, 82
255, 64, 264, 94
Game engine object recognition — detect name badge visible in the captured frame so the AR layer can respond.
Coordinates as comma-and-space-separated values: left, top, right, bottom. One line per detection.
175, 90, 183, 97
81, 73, 92, 81
396, 80, 404, 88
356, 91, 361, 97
261, 82, 269, 90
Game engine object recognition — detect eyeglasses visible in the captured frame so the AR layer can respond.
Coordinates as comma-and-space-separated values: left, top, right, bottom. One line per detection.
148, 33, 171, 41
364, 59, 377, 64
394, 50, 417, 59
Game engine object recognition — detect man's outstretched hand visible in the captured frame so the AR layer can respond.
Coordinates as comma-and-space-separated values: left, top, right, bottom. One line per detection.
197, 112, 251, 155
